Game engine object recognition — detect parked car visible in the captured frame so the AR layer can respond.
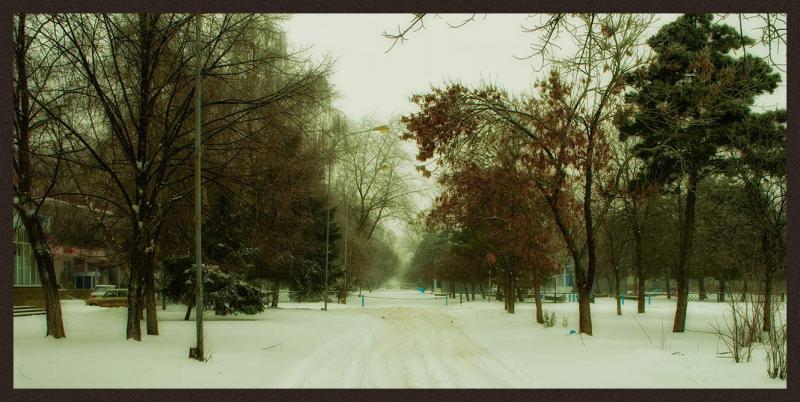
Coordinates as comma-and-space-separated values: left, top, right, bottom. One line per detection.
90, 284, 117, 299
85, 289, 129, 307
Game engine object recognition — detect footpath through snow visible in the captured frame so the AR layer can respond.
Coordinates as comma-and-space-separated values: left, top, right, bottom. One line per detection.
13, 289, 786, 388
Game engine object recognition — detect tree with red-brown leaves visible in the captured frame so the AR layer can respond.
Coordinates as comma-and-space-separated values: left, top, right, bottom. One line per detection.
424, 133, 560, 320
403, 71, 611, 333
401, 14, 655, 336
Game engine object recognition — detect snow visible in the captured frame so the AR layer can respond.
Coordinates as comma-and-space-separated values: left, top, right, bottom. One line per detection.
13, 290, 786, 388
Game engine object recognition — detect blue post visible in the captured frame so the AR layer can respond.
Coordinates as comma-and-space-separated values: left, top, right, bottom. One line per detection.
361, 295, 364, 307
621, 295, 625, 305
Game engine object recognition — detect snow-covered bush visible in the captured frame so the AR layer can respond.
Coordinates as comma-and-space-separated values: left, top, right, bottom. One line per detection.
543, 310, 557, 328
162, 256, 266, 316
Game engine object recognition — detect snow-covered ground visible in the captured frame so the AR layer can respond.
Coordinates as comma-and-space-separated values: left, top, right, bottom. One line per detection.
13, 290, 786, 388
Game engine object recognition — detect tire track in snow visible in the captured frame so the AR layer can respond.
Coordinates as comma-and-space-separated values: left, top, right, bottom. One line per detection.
278, 307, 529, 388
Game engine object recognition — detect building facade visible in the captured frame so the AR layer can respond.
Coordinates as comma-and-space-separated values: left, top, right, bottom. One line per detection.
13, 199, 121, 305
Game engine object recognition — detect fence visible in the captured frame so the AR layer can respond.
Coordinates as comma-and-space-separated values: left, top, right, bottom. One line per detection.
359, 294, 449, 308
260, 289, 786, 306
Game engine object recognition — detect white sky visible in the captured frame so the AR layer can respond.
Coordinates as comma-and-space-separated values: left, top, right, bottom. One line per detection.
283, 13, 786, 123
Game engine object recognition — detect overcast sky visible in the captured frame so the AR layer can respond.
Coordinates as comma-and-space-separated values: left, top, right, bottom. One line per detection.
284, 13, 786, 124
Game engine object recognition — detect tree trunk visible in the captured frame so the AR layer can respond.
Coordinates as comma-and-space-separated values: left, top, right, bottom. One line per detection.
580, 124, 598, 334
13, 14, 66, 339
271, 280, 280, 307
340, 278, 348, 304
21, 214, 67, 338
162, 269, 167, 310
763, 269, 773, 332
761, 229, 777, 332
572, 255, 593, 335
613, 265, 621, 316
673, 169, 699, 333
184, 300, 193, 321
507, 276, 515, 314
533, 269, 543, 324
636, 269, 646, 314
503, 280, 508, 311
144, 250, 158, 335
698, 276, 706, 301
740, 279, 748, 302
130, 14, 159, 339
126, 247, 145, 340
665, 267, 671, 300
632, 218, 645, 314
578, 285, 592, 335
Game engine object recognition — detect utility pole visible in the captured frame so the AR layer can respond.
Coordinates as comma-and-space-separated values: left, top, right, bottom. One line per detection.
324, 146, 330, 311
193, 13, 204, 362
343, 204, 348, 304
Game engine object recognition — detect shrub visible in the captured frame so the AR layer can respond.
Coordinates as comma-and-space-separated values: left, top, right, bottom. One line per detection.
543, 310, 557, 328
711, 295, 766, 363
765, 302, 787, 380
162, 256, 266, 316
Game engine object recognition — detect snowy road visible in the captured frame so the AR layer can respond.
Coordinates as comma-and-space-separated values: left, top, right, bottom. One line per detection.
278, 307, 528, 387
14, 290, 786, 388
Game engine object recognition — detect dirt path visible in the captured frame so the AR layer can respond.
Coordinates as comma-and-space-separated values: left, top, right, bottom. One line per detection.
277, 307, 528, 388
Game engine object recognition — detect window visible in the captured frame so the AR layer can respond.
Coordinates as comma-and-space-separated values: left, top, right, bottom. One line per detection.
39, 215, 52, 234
74, 275, 95, 290
61, 260, 73, 288
108, 267, 117, 286
13, 210, 39, 286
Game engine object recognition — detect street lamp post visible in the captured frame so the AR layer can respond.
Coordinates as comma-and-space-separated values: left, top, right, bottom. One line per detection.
192, 13, 204, 361
323, 125, 390, 311
343, 203, 348, 304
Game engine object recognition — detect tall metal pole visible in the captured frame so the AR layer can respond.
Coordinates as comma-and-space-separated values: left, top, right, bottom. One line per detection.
343, 204, 348, 304
193, 13, 204, 361
323, 139, 330, 311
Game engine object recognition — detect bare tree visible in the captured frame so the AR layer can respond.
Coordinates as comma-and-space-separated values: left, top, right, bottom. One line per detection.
12, 13, 65, 338
31, 13, 333, 340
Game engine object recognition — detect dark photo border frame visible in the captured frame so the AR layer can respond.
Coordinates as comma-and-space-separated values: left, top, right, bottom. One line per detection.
1, 1, 797, 401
